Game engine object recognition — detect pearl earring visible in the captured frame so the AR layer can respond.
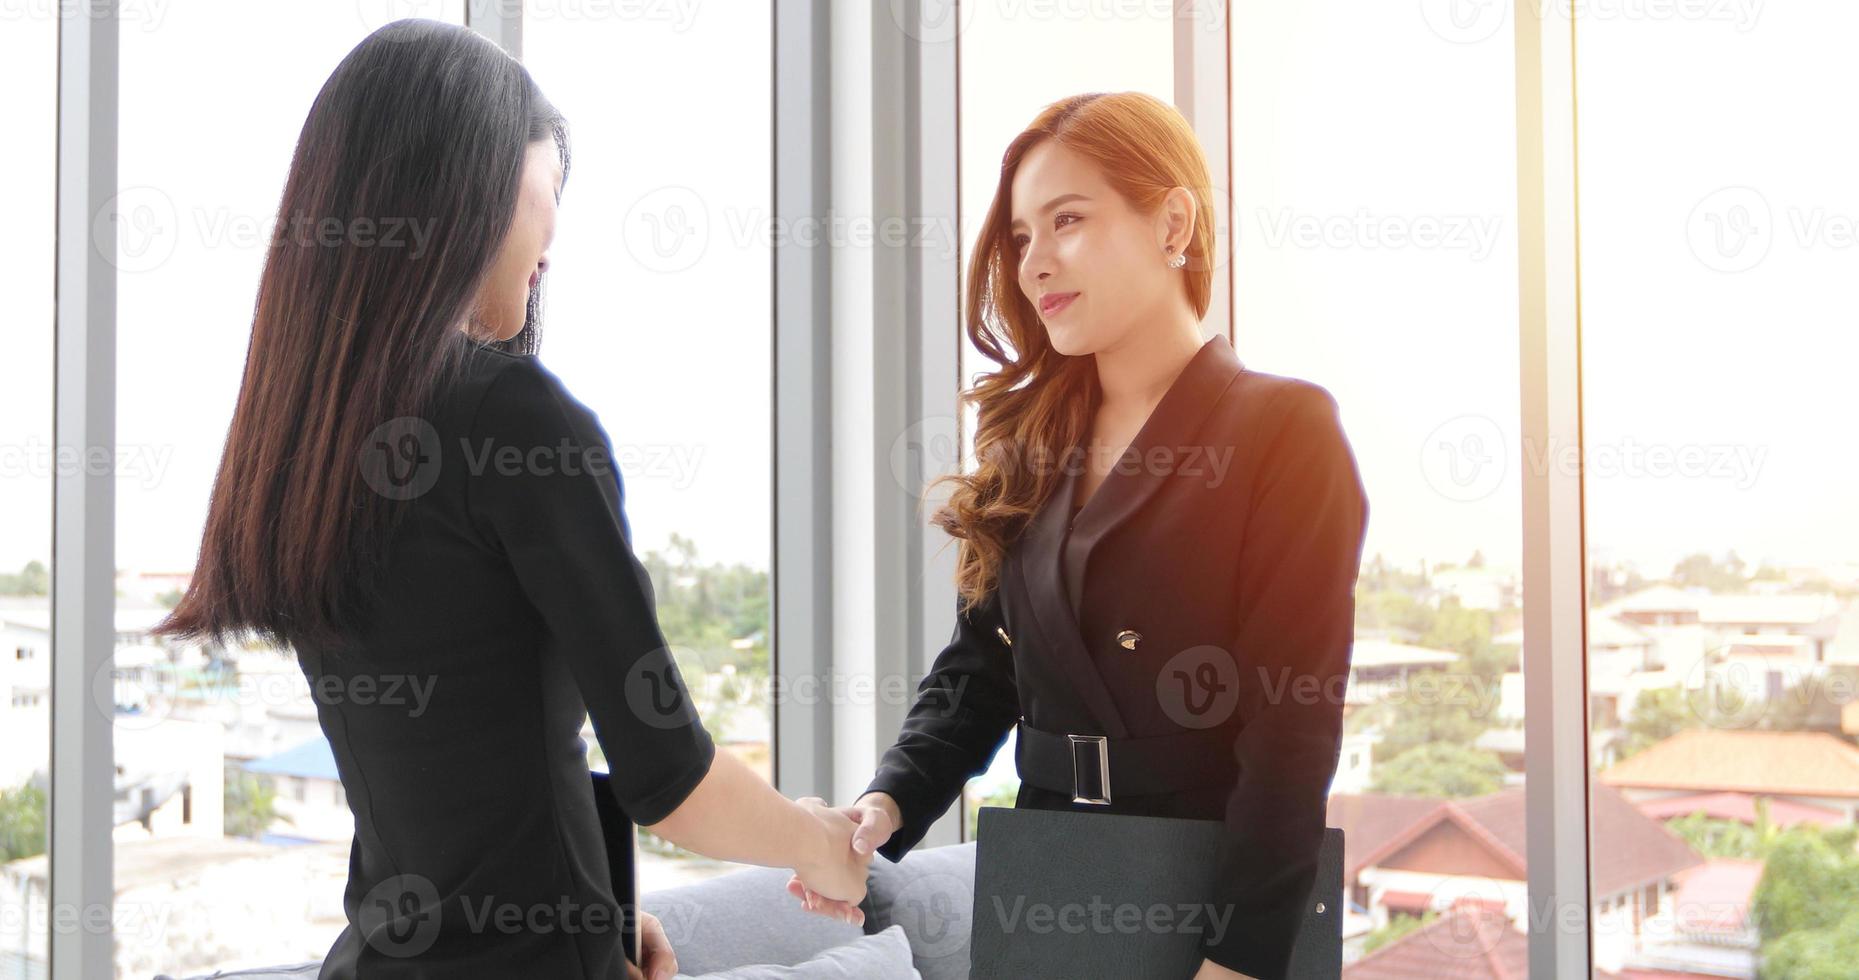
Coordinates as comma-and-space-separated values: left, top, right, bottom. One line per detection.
1165, 246, 1186, 270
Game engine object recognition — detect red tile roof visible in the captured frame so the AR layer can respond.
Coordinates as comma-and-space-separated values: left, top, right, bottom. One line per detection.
1601, 729, 1859, 799
1634, 790, 1846, 829
1331, 783, 1702, 898
1343, 905, 1624, 980
1667, 858, 1763, 938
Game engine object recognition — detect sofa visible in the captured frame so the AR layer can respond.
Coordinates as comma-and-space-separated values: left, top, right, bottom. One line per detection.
167, 828, 1346, 979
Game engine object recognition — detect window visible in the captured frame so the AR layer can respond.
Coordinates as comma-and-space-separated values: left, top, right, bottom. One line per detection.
113, 5, 465, 977
522, 0, 775, 892
1231, 0, 1526, 947
0, 8, 55, 978
1578, 7, 1859, 977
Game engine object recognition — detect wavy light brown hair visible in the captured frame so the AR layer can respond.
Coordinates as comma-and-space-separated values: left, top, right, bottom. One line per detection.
933, 92, 1216, 608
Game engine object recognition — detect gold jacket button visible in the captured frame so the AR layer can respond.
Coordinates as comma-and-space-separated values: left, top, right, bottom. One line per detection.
1116, 629, 1142, 650
995, 626, 1012, 647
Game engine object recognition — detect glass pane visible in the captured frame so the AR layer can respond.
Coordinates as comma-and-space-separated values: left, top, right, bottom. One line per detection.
522, 2, 774, 893
113, 4, 463, 977
0, 9, 57, 979
1579, 8, 1859, 979
954, 0, 1177, 842
1232, 2, 1525, 965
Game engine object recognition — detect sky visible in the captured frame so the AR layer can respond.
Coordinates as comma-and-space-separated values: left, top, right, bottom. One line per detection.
2, 0, 1855, 589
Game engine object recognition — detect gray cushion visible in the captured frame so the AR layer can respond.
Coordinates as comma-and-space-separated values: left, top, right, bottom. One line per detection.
862, 841, 975, 980
674, 925, 918, 979
644, 864, 863, 975
159, 963, 320, 979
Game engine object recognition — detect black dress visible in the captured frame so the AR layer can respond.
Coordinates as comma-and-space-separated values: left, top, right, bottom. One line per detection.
296, 342, 716, 978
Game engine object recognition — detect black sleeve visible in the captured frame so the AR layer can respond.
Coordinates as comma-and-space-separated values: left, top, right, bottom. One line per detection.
862, 586, 1021, 863
466, 358, 717, 827
1201, 382, 1369, 980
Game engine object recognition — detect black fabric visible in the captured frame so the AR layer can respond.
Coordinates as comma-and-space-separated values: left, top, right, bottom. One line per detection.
299, 345, 716, 979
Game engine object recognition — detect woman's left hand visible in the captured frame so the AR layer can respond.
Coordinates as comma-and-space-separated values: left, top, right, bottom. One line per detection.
626, 910, 678, 980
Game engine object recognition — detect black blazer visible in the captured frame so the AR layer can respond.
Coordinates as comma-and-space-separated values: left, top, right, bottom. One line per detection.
864, 334, 1369, 980
298, 343, 716, 978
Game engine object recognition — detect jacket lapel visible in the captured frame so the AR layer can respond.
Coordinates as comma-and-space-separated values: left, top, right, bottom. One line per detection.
1009, 333, 1247, 741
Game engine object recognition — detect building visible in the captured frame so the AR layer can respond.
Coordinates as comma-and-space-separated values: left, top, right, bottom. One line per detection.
1600, 729, 1859, 824
1328, 783, 1703, 974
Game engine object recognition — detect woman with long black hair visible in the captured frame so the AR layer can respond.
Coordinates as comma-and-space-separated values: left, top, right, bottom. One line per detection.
153, 19, 867, 979
787, 91, 1371, 980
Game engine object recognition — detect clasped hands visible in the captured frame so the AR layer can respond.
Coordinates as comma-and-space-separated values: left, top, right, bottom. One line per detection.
786, 792, 901, 926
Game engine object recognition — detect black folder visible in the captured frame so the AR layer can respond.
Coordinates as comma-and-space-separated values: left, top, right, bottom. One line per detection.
589, 768, 641, 968
969, 806, 1344, 979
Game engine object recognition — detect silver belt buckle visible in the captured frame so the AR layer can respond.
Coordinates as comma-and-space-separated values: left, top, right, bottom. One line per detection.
1067, 734, 1112, 805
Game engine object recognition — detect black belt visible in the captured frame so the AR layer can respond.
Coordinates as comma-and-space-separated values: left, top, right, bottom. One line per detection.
1015, 722, 1237, 805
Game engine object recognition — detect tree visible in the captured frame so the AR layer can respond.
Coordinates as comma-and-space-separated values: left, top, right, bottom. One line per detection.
1614, 687, 1694, 760
1671, 551, 1747, 592
1759, 908, 1859, 980
0, 560, 49, 596
224, 771, 283, 840
1374, 690, 1491, 764
1369, 743, 1507, 798
0, 781, 47, 862
1663, 812, 1764, 860
1750, 827, 1859, 942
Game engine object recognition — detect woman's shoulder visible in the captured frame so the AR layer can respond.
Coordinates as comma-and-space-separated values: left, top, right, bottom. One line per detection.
454, 344, 603, 446
1213, 367, 1345, 440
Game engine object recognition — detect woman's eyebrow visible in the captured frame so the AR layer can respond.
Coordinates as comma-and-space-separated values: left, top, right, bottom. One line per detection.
1010, 192, 1092, 231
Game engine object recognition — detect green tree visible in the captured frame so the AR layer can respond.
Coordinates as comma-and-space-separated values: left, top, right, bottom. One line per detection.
224, 771, 283, 840
1664, 812, 1764, 860
0, 560, 49, 596
1419, 598, 1494, 667
1671, 551, 1748, 592
1750, 827, 1859, 942
1760, 908, 1859, 980
1374, 690, 1491, 764
1615, 687, 1694, 760
0, 781, 48, 862
1368, 742, 1507, 798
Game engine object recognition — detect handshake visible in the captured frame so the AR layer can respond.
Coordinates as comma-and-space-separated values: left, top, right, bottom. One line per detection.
784, 792, 903, 928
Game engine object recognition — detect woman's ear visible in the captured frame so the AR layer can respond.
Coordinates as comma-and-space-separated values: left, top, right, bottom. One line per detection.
1158, 185, 1197, 257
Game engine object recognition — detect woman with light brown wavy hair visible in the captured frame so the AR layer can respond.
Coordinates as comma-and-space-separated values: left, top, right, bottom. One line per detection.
788, 91, 1370, 980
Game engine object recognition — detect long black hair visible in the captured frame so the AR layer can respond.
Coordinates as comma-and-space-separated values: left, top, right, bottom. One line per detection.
154, 19, 570, 652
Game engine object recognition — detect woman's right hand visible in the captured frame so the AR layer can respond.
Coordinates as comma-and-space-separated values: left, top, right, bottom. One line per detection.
791, 796, 871, 918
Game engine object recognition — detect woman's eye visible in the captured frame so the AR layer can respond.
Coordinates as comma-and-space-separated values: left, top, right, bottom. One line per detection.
1054, 212, 1080, 228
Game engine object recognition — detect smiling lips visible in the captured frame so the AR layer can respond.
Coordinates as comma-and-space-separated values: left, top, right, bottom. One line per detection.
1041, 291, 1080, 315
